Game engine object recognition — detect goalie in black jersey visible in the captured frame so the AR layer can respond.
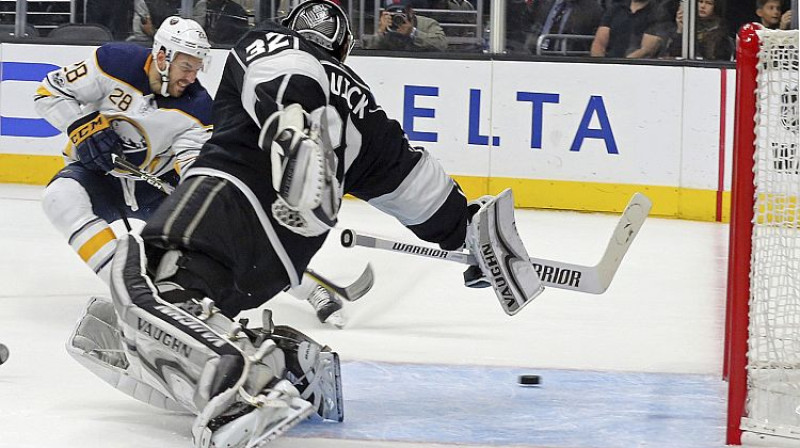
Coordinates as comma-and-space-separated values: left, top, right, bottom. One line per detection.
67, 1, 543, 446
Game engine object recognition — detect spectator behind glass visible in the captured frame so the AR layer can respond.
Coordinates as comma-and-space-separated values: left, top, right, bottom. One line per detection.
661, 0, 732, 61
756, 0, 793, 29
428, 0, 476, 38
86, 0, 134, 40
590, 0, 666, 58
193, 0, 251, 45
129, 0, 181, 43
523, 0, 603, 55
363, 3, 448, 51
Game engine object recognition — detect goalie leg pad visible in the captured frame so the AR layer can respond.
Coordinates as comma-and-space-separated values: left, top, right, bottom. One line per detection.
110, 234, 251, 413
111, 234, 315, 447
67, 296, 188, 412
465, 189, 544, 315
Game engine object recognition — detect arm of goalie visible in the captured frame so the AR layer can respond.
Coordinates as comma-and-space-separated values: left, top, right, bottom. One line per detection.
465, 189, 545, 315
66, 297, 188, 412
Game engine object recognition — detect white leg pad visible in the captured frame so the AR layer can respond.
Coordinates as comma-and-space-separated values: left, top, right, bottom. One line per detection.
465, 189, 544, 315
66, 297, 188, 412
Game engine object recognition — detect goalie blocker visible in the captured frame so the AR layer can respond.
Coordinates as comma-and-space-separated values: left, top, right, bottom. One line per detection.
465, 189, 544, 315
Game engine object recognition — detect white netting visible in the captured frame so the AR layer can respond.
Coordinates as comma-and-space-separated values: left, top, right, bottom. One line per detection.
745, 29, 800, 440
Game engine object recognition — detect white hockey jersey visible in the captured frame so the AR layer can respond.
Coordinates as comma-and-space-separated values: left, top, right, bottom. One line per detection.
34, 42, 213, 180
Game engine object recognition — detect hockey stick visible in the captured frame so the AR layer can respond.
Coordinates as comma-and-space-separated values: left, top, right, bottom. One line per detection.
303, 264, 375, 302
341, 192, 652, 294
111, 154, 374, 301
111, 154, 175, 195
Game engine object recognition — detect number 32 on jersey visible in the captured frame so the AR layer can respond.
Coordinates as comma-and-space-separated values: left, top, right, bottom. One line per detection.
245, 33, 296, 62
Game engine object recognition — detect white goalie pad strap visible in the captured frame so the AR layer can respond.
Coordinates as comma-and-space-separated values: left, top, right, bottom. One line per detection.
109, 234, 250, 414
66, 297, 187, 412
466, 189, 544, 315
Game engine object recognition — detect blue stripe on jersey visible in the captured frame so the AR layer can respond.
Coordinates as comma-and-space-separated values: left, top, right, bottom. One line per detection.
156, 81, 213, 127
95, 43, 152, 94
97, 43, 213, 126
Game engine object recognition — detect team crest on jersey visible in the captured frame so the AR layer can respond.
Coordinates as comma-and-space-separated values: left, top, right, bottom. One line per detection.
108, 117, 150, 168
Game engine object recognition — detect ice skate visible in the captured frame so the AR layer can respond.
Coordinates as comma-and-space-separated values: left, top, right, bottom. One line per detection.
306, 285, 346, 328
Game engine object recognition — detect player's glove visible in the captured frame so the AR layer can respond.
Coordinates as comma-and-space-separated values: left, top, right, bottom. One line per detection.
67, 111, 123, 173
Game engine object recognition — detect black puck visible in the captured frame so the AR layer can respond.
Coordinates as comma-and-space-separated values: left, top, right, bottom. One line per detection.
518, 374, 540, 386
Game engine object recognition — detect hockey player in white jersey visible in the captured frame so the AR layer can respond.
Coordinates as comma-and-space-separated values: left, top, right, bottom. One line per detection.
34, 16, 347, 327
35, 16, 213, 283
63, 2, 543, 447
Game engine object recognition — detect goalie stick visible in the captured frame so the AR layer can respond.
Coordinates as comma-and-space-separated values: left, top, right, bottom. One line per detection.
112, 154, 375, 302
341, 192, 652, 294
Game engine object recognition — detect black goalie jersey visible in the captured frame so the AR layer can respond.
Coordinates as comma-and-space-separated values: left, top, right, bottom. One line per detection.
182, 22, 468, 289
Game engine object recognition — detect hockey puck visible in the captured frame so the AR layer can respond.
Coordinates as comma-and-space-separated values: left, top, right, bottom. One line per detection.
0, 343, 9, 365
518, 374, 540, 386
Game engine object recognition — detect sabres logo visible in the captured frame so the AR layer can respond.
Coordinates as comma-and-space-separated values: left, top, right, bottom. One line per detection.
108, 116, 151, 169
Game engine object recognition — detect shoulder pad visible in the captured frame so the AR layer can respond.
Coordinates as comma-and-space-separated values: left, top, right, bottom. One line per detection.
234, 26, 321, 65
157, 81, 213, 126
95, 43, 152, 93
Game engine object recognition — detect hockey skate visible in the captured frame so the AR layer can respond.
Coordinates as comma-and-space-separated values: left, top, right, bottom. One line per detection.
306, 284, 345, 328
288, 276, 346, 328
193, 379, 314, 448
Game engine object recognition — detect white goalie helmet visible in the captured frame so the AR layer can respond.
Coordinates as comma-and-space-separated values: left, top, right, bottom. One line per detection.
151, 16, 211, 96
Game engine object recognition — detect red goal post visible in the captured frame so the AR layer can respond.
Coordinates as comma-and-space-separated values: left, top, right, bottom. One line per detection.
725, 24, 800, 446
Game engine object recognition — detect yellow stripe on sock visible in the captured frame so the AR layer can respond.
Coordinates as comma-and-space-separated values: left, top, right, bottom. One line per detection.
77, 228, 115, 262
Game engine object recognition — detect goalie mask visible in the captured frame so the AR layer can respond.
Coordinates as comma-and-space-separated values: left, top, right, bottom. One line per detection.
282, 0, 354, 63
152, 16, 211, 96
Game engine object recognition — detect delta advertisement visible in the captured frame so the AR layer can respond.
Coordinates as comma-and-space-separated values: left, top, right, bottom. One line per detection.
0, 43, 735, 220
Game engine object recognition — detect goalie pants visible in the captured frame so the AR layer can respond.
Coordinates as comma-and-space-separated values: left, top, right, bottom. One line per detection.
140, 174, 327, 317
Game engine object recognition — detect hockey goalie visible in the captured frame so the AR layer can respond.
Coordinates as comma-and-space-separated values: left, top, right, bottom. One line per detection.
63, 1, 544, 446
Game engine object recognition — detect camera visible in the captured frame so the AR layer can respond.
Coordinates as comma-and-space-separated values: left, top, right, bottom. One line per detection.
388, 12, 408, 30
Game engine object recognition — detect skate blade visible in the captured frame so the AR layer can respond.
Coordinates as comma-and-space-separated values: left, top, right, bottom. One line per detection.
323, 310, 346, 329
248, 399, 314, 448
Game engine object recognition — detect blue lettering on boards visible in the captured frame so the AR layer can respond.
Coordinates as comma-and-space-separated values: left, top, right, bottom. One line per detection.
403, 85, 438, 142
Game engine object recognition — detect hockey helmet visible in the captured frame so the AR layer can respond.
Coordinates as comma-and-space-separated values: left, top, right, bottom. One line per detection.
152, 16, 211, 66
282, 0, 354, 63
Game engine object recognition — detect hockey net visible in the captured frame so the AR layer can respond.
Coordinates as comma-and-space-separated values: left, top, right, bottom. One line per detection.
726, 26, 800, 446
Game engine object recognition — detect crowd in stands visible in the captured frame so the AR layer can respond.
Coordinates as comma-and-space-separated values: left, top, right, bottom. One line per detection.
0, 0, 795, 61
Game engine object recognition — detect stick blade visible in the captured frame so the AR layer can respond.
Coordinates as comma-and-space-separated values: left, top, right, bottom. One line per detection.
339, 263, 374, 302
305, 264, 375, 302
593, 192, 652, 292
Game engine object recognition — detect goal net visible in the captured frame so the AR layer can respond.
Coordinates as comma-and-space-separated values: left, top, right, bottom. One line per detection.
726, 26, 800, 446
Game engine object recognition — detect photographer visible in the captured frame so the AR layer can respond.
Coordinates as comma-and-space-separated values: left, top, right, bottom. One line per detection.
365, 3, 448, 51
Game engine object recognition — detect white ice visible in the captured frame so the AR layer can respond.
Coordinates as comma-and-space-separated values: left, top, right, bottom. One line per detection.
0, 184, 728, 448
